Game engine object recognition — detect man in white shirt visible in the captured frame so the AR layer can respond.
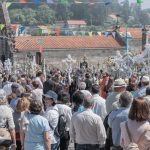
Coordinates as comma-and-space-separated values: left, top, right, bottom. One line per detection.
35, 71, 45, 89
70, 91, 106, 150
43, 90, 59, 150
92, 84, 107, 121
56, 91, 72, 150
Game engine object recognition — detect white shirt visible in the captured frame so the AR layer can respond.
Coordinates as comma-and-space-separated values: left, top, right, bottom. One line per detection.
92, 94, 107, 121
44, 106, 59, 144
70, 109, 106, 145
56, 104, 72, 131
35, 77, 43, 89
3, 82, 12, 96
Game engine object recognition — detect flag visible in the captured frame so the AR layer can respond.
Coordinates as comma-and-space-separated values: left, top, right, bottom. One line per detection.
40, 45, 43, 53
88, 32, 92, 36
6, 2, 12, 8
19, 26, 25, 34
112, 32, 116, 39
137, 0, 143, 4
19, 0, 26, 3
47, 0, 54, 4
104, 0, 111, 5
0, 24, 5, 30
37, 29, 42, 35
59, 0, 68, 4
97, 32, 101, 36
74, 0, 82, 4
33, 0, 41, 4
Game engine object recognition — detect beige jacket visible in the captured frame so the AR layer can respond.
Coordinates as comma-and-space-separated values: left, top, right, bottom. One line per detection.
120, 119, 150, 150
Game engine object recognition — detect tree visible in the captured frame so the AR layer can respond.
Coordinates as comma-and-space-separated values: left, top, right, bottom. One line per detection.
36, 5, 56, 24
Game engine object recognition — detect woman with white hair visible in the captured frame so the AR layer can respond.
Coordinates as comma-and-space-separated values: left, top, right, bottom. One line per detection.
0, 89, 16, 149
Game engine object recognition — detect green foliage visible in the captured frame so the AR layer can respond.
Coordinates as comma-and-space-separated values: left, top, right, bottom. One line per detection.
6, 0, 150, 27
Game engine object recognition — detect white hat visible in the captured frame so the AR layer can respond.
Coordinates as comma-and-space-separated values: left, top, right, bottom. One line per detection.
114, 78, 127, 87
141, 76, 150, 82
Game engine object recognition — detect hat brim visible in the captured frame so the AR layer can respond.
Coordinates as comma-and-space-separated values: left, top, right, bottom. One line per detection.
43, 94, 53, 100
113, 85, 127, 87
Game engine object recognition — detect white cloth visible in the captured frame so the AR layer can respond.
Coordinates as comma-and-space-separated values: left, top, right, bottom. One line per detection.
56, 104, 72, 131
92, 94, 107, 121
106, 92, 121, 113
70, 109, 106, 145
3, 82, 12, 96
44, 106, 59, 144
35, 77, 43, 89
120, 119, 150, 150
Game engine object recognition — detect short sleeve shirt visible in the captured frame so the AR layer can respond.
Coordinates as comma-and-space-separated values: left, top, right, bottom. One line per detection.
22, 112, 50, 143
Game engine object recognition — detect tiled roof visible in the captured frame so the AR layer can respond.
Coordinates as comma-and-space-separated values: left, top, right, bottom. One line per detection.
15, 35, 124, 52
67, 20, 86, 25
119, 27, 150, 39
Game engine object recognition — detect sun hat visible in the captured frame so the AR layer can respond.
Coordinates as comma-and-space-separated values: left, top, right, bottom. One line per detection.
114, 78, 127, 87
43, 90, 58, 103
141, 76, 150, 83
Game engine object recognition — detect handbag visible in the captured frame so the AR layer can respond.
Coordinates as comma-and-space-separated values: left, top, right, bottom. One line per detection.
0, 128, 11, 140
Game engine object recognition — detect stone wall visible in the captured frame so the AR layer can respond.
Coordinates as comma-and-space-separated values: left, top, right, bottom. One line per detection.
13, 47, 125, 70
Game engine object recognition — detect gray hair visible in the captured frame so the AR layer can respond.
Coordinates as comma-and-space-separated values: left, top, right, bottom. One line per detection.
78, 82, 86, 90
119, 91, 133, 107
83, 94, 94, 109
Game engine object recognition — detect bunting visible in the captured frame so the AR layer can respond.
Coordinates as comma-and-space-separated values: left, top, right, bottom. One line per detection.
6, 2, 12, 8
33, 0, 41, 4
47, 0, 54, 4
137, 0, 143, 4
0, 24, 5, 30
104, 0, 111, 5
19, 0, 26, 3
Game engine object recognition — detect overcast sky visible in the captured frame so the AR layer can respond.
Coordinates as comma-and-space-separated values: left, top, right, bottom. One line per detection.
119, 0, 150, 9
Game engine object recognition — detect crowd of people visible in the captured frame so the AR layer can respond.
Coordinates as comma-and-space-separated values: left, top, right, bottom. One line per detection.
0, 68, 150, 150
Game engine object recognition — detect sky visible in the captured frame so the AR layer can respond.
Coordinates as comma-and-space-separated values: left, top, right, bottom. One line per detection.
119, 0, 150, 9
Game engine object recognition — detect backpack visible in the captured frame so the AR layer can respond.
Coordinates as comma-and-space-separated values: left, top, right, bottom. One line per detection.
124, 122, 148, 150
49, 110, 67, 139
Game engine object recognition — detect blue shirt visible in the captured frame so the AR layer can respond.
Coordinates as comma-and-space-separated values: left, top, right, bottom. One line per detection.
108, 107, 129, 146
22, 113, 50, 150
10, 97, 20, 111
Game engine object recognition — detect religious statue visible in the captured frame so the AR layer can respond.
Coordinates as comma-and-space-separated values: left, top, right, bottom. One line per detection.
62, 54, 76, 85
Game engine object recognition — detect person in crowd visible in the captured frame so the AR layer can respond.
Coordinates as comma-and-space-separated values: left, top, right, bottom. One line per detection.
101, 73, 109, 99
13, 97, 30, 150
72, 91, 85, 114
35, 71, 45, 89
43, 90, 59, 150
3, 76, 18, 96
10, 86, 24, 111
57, 91, 72, 150
7, 83, 19, 104
108, 91, 133, 150
126, 74, 138, 95
70, 91, 106, 150
31, 80, 43, 103
120, 97, 150, 150
78, 82, 86, 90
43, 74, 54, 94
84, 73, 92, 91
20, 100, 51, 150
91, 84, 107, 121
106, 78, 127, 113
134, 75, 150, 97
0, 89, 16, 149
144, 86, 150, 109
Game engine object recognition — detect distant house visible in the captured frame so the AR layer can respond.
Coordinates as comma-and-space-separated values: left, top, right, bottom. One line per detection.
65, 20, 87, 29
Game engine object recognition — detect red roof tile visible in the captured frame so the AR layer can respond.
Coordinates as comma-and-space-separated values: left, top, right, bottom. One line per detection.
15, 35, 124, 52
67, 20, 86, 25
